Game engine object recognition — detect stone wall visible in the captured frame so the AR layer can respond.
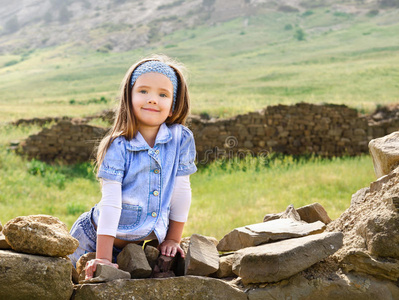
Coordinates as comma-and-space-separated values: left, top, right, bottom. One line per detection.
17, 103, 399, 164
19, 120, 108, 164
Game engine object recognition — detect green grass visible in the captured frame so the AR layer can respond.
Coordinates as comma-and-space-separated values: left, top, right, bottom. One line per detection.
1, 9, 398, 122
0, 125, 376, 239
0, 8, 391, 239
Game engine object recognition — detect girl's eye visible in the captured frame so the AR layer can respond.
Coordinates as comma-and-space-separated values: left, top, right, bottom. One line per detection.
160, 93, 167, 98
139, 90, 147, 94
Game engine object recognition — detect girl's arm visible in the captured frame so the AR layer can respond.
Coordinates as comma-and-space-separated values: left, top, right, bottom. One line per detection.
85, 179, 122, 279
160, 220, 186, 257
85, 235, 118, 279
160, 175, 192, 257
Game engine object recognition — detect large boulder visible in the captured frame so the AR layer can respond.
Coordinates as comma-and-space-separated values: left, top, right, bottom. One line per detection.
328, 168, 399, 260
3, 215, 78, 257
232, 232, 343, 284
217, 219, 326, 252
247, 272, 399, 300
0, 250, 74, 300
369, 131, 399, 178
74, 276, 247, 300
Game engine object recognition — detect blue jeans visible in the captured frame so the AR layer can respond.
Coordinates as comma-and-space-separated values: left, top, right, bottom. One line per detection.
68, 207, 123, 267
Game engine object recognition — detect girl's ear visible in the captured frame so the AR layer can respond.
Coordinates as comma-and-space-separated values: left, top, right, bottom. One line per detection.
168, 108, 173, 117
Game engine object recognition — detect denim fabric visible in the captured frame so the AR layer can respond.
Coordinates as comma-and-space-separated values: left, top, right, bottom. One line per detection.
92, 123, 197, 243
68, 206, 123, 267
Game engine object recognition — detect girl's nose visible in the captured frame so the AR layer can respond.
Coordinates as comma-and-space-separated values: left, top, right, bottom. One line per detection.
147, 95, 158, 104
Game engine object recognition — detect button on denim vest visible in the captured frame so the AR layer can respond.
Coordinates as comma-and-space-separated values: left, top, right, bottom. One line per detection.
92, 123, 197, 243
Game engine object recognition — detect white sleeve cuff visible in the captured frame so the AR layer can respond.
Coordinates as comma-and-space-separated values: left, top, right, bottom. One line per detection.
169, 175, 192, 222
97, 179, 122, 237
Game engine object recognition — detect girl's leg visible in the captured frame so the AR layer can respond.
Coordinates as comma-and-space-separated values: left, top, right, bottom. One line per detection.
68, 209, 97, 267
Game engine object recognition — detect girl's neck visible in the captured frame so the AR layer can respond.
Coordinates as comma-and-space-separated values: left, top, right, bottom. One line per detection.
138, 125, 161, 148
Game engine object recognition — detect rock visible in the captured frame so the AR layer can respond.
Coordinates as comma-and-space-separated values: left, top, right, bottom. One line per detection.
81, 264, 131, 283
370, 172, 396, 193
185, 234, 219, 276
152, 270, 176, 278
214, 253, 236, 278
296, 203, 332, 224
74, 276, 247, 300
247, 272, 399, 300
263, 204, 301, 222
117, 243, 152, 278
0, 233, 11, 249
158, 254, 177, 272
144, 245, 159, 269
232, 232, 343, 284
328, 170, 399, 259
71, 263, 80, 284
369, 131, 399, 178
340, 250, 399, 281
350, 187, 370, 206
76, 252, 96, 282
217, 219, 326, 252
0, 250, 74, 300
2, 215, 79, 257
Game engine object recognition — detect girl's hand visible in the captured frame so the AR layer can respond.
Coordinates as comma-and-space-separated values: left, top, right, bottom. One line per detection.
85, 258, 119, 280
159, 239, 185, 258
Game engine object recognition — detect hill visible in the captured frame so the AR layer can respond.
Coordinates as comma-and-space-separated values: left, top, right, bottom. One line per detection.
0, 0, 398, 122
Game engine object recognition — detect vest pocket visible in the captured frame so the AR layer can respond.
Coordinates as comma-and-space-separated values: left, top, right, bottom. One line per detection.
118, 204, 142, 230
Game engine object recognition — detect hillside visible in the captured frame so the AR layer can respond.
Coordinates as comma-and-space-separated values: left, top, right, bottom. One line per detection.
0, 0, 396, 53
0, 0, 398, 122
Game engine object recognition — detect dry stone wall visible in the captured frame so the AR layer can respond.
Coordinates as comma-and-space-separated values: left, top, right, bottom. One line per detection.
17, 103, 399, 164
20, 120, 108, 163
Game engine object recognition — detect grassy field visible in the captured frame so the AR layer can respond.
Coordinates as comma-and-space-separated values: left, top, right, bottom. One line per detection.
0, 8, 398, 122
0, 8, 391, 239
0, 124, 376, 239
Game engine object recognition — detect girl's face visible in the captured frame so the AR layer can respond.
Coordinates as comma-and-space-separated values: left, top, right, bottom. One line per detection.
131, 72, 174, 131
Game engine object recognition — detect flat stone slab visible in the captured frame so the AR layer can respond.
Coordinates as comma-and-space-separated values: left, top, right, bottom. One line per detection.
232, 232, 343, 284
369, 131, 399, 178
81, 264, 131, 283
217, 219, 326, 251
0, 250, 73, 300
74, 276, 247, 300
341, 250, 399, 282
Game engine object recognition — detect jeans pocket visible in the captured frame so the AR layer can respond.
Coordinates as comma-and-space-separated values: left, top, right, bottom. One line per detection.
118, 203, 142, 230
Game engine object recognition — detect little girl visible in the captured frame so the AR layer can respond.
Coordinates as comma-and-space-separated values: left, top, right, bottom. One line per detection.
69, 55, 197, 279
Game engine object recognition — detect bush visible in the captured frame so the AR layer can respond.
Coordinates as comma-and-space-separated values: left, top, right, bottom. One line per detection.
302, 10, 314, 17
294, 28, 306, 41
4, 60, 19, 67
367, 9, 379, 17
284, 24, 293, 30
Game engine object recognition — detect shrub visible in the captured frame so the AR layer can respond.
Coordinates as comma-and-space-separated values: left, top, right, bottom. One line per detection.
4, 60, 19, 67
294, 28, 306, 41
284, 24, 293, 30
367, 9, 379, 17
302, 10, 314, 17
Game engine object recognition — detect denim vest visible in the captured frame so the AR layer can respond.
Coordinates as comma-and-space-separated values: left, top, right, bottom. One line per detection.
92, 123, 197, 243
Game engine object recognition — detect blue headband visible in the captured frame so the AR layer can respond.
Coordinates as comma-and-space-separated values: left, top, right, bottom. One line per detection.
130, 61, 178, 111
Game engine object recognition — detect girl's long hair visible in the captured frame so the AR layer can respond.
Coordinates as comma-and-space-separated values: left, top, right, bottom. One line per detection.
95, 54, 191, 175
